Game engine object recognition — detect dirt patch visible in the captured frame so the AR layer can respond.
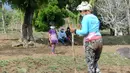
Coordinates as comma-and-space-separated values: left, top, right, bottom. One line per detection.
0, 40, 130, 73
1, 40, 130, 60
0, 40, 84, 60
103, 45, 130, 52
101, 65, 130, 73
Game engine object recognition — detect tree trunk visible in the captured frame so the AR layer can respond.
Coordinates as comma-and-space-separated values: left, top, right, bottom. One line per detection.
110, 28, 114, 36
2, 4, 6, 34
127, 0, 130, 35
22, 6, 34, 42
114, 27, 118, 36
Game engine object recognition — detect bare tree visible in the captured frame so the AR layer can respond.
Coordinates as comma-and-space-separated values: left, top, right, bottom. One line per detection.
96, 0, 129, 36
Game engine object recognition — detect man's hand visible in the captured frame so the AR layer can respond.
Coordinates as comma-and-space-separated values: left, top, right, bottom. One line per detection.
69, 24, 76, 33
70, 27, 76, 33
77, 24, 81, 29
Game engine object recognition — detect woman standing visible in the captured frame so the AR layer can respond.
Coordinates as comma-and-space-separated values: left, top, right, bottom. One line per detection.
70, 1, 103, 73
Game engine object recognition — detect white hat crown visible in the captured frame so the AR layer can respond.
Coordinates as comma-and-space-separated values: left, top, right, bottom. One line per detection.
77, 1, 92, 11
50, 26, 55, 29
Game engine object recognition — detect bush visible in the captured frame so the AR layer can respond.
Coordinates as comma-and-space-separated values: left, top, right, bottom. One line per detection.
103, 36, 130, 45
33, 0, 65, 32
74, 35, 130, 45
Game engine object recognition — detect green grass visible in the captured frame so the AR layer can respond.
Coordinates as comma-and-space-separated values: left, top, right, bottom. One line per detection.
0, 52, 130, 73
0, 60, 9, 67
99, 52, 130, 66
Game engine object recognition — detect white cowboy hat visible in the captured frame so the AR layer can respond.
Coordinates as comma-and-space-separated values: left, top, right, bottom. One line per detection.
50, 26, 55, 29
76, 1, 92, 11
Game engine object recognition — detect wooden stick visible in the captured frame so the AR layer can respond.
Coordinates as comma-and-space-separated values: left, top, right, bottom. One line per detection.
72, 33, 77, 73
70, 24, 77, 73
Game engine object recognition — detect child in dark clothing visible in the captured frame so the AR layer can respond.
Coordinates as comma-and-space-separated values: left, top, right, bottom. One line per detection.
65, 27, 72, 45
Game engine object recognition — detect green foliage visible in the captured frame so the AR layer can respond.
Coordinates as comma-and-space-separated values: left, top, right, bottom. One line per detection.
103, 36, 130, 45
75, 33, 130, 45
33, 0, 93, 32
3, 9, 23, 31
17, 68, 27, 73
2, 0, 48, 11
89, 0, 96, 7
0, 60, 9, 67
4, 11, 12, 26
1, 0, 97, 32
33, 0, 65, 31
66, 8, 77, 19
3, 9, 22, 26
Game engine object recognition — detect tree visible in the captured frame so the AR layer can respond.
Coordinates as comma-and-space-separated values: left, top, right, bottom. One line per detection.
33, 0, 65, 31
1, 3, 6, 33
34, 0, 93, 32
33, 0, 86, 32
96, 0, 128, 36
7, 9, 23, 31
2, 0, 48, 42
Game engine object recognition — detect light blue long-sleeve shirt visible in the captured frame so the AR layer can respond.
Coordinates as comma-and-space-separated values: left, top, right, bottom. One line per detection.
58, 31, 67, 39
76, 14, 101, 36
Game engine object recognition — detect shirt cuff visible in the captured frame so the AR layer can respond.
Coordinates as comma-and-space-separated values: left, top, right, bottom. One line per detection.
74, 29, 76, 34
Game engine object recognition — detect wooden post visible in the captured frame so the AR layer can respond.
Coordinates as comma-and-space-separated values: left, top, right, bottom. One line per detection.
70, 23, 77, 73
72, 33, 77, 73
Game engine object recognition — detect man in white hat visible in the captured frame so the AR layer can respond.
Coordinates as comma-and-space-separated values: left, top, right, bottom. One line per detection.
70, 1, 102, 73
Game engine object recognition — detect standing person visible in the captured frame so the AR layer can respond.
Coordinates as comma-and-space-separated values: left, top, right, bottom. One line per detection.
70, 1, 103, 73
48, 26, 58, 54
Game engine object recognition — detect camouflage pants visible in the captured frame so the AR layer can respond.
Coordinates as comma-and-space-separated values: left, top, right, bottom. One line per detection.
85, 38, 103, 73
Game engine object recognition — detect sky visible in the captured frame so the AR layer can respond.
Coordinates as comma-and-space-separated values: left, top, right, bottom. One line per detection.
4, 3, 12, 11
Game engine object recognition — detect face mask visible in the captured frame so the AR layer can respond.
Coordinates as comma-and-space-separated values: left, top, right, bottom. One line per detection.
61, 30, 64, 33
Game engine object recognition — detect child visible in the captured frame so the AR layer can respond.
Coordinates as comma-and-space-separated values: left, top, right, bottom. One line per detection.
48, 26, 58, 54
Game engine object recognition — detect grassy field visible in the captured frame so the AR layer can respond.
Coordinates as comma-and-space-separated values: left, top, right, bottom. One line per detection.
0, 51, 130, 73
0, 31, 130, 73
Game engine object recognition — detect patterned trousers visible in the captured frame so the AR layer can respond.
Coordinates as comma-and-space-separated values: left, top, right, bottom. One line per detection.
85, 38, 103, 73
